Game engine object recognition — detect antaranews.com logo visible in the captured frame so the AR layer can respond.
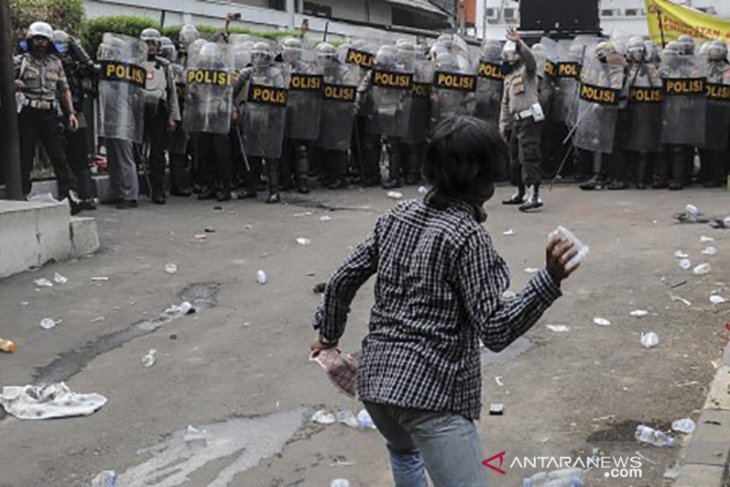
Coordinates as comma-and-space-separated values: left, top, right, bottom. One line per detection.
483, 451, 644, 479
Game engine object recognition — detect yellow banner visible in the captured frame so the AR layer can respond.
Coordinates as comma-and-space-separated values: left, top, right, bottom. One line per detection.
645, 0, 730, 44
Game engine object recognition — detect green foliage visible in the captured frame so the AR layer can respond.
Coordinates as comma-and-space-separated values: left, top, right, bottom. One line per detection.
10, 0, 85, 40
81, 16, 159, 56
160, 25, 297, 43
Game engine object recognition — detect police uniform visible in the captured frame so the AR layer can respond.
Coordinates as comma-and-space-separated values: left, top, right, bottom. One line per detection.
14, 52, 78, 201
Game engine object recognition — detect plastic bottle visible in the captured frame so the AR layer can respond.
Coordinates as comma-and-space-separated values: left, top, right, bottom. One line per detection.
91, 470, 117, 487
672, 418, 696, 434
142, 349, 157, 368
330, 479, 350, 487
256, 270, 268, 284
0, 338, 18, 353
634, 424, 675, 447
522, 468, 584, 487
336, 410, 360, 428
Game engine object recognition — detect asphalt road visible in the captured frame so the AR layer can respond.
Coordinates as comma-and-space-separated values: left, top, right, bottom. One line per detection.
0, 185, 728, 487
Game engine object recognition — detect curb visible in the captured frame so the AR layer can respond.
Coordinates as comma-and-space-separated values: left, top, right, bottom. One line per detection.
673, 341, 730, 487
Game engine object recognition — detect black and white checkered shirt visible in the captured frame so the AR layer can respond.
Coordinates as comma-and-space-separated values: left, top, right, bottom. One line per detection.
313, 198, 562, 420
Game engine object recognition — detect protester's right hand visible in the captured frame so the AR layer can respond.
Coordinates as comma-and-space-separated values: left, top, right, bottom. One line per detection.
14, 79, 24, 89
545, 237, 579, 282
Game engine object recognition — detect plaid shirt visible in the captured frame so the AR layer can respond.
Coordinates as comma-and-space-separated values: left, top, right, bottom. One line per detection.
313, 198, 562, 420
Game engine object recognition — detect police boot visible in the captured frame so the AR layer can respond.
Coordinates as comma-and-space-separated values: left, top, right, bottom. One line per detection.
198, 186, 216, 200
152, 193, 166, 205
502, 185, 526, 205
266, 159, 281, 204
702, 150, 724, 188
635, 154, 648, 190
669, 147, 685, 191
652, 152, 669, 189
216, 182, 232, 202
519, 184, 543, 212
580, 153, 605, 190
381, 142, 402, 189
295, 145, 310, 194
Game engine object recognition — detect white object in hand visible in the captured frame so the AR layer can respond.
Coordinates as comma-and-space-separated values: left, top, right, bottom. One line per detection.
548, 226, 589, 270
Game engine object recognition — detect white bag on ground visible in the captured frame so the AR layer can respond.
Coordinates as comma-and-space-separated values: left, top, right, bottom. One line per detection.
0, 382, 107, 420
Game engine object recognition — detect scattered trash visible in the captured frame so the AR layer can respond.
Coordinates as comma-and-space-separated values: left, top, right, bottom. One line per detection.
184, 425, 208, 450
91, 276, 109, 282
710, 295, 727, 304
593, 317, 611, 326
386, 191, 403, 200
548, 226, 590, 270
19, 301, 29, 306
204, 227, 215, 233
0, 338, 18, 353
679, 258, 692, 270
693, 263, 711, 275
164, 263, 178, 274
418, 186, 428, 194
640, 332, 660, 349
524, 267, 540, 274
53, 273, 68, 284
213, 206, 223, 211
662, 464, 681, 480
495, 376, 504, 386
503, 229, 515, 236
709, 216, 730, 229
523, 469, 585, 487
686, 204, 699, 218
630, 310, 649, 317
320, 215, 332, 222
489, 403, 504, 416
330, 479, 350, 487
634, 424, 674, 447
702, 246, 718, 256
293, 211, 313, 217
91, 316, 105, 323
502, 290, 516, 299
169, 334, 178, 340
33, 278, 53, 288
337, 410, 361, 428
163, 301, 195, 316
40, 318, 60, 330
670, 294, 692, 306
256, 270, 268, 285
142, 349, 157, 368
674, 204, 708, 224
90, 470, 117, 487
700, 235, 715, 243
296, 237, 311, 246
312, 410, 336, 425
0, 382, 107, 420
357, 409, 376, 429
546, 324, 570, 332
674, 250, 690, 258
671, 418, 696, 434
193, 234, 207, 240
313, 282, 326, 293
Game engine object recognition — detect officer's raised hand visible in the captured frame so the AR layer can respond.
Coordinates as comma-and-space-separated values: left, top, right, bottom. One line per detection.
506, 28, 521, 44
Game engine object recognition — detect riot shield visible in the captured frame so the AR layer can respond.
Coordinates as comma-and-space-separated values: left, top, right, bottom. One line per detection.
429, 43, 477, 132
183, 42, 234, 135
284, 59, 323, 141
402, 58, 434, 145
474, 39, 504, 123
97, 33, 147, 143
573, 58, 625, 153
555, 40, 586, 127
534, 37, 559, 121
619, 62, 663, 153
702, 61, 730, 150
367, 45, 414, 138
660, 54, 707, 146
240, 63, 289, 158
340, 40, 376, 82
315, 62, 360, 151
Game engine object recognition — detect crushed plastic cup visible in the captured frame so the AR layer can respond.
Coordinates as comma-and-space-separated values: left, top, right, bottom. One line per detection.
702, 246, 718, 256
91, 470, 117, 487
593, 317, 611, 326
40, 318, 60, 330
386, 191, 403, 200
178, 301, 194, 315
184, 425, 208, 450
53, 273, 68, 284
686, 204, 699, 218
312, 410, 335, 425
693, 263, 711, 275
548, 226, 589, 270
164, 263, 178, 274
142, 349, 157, 368
524, 267, 540, 274
710, 295, 727, 304
679, 259, 692, 270
33, 278, 53, 288
357, 409, 376, 429
700, 235, 714, 243
296, 237, 311, 246
256, 270, 268, 284
671, 418, 696, 434
503, 229, 515, 236
630, 310, 649, 317
640, 331, 660, 349
546, 324, 570, 332
336, 410, 360, 428
417, 186, 428, 194
330, 479, 351, 487
674, 250, 689, 258
320, 215, 332, 222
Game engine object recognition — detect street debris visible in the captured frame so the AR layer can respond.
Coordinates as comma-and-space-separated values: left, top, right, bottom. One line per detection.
142, 349, 157, 368
386, 191, 403, 200
495, 376, 504, 386
0, 382, 107, 420
700, 235, 715, 243
675, 204, 707, 223
164, 263, 178, 274
193, 234, 207, 240
418, 186, 428, 194
671, 418, 696, 434
630, 310, 648, 317
524, 267, 540, 274
204, 227, 215, 233
702, 246, 718, 256
670, 294, 692, 306
337, 410, 360, 428
489, 403, 504, 415
33, 278, 53, 288
546, 324, 570, 332
593, 317, 611, 326
0, 338, 18, 353
91, 276, 109, 282
674, 250, 689, 258
709, 295, 727, 305
693, 263, 711, 275
293, 211, 313, 217
330, 479, 350, 487
635, 424, 675, 447
183, 425, 208, 450
503, 229, 515, 236
90, 470, 117, 487
296, 237, 311, 246
213, 206, 223, 211
679, 258, 692, 270
40, 318, 60, 330
709, 216, 730, 229
91, 316, 105, 323
53, 273, 68, 284
503, 290, 516, 299
163, 301, 194, 317
640, 332, 660, 349
313, 282, 326, 293
662, 464, 681, 480
357, 409, 375, 429
169, 334, 177, 340
312, 410, 336, 425
256, 270, 268, 284
320, 215, 332, 222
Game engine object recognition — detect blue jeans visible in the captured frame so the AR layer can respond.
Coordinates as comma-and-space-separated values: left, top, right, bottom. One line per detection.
363, 401, 490, 487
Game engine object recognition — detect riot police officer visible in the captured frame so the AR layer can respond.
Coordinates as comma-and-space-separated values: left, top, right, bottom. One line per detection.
52, 29, 98, 209
699, 40, 730, 187
14, 21, 80, 212
139, 28, 181, 204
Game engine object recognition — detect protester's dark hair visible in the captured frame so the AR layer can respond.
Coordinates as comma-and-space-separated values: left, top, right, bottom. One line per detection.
423, 115, 507, 201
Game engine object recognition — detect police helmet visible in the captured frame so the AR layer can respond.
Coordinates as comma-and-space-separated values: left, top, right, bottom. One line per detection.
677, 34, 695, 55
281, 37, 303, 63
662, 41, 683, 61
52, 29, 70, 54
199, 42, 221, 60
27, 21, 53, 41
502, 40, 518, 62
316, 42, 337, 58
179, 24, 200, 46
627, 36, 646, 60
595, 41, 617, 62
708, 40, 728, 61
140, 28, 162, 45
481, 40, 502, 60
160, 36, 177, 61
